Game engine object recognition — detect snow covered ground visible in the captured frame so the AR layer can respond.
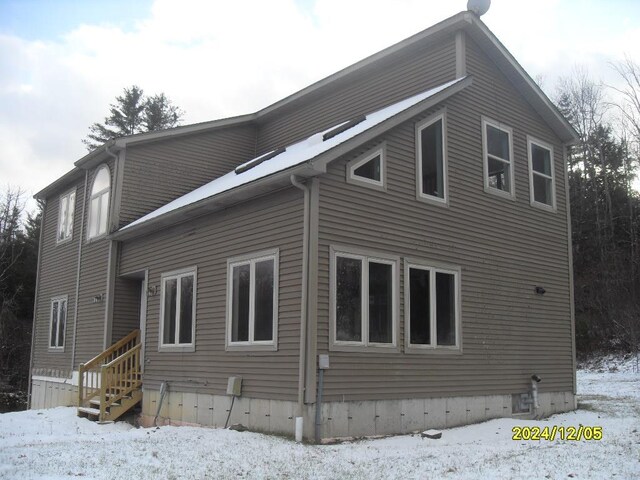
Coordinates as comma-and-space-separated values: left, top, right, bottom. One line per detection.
1, 362, 638, 479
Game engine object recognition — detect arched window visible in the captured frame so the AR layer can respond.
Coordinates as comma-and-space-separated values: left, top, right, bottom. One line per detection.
88, 165, 110, 238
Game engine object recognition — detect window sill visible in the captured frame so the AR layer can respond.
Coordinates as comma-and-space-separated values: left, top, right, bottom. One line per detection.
158, 344, 195, 353
48, 347, 65, 353
416, 192, 449, 207
56, 237, 73, 246
329, 342, 400, 354
484, 185, 516, 201
225, 342, 278, 352
346, 175, 386, 192
404, 345, 462, 355
530, 200, 557, 213
85, 233, 109, 245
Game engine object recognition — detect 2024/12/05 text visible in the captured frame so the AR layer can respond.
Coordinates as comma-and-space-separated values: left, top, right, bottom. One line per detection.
512, 426, 602, 441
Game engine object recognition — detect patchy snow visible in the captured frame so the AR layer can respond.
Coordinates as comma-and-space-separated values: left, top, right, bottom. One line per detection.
1, 369, 638, 479
123, 77, 467, 231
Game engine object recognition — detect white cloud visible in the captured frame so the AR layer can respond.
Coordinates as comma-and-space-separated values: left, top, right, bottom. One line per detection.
0, 0, 639, 209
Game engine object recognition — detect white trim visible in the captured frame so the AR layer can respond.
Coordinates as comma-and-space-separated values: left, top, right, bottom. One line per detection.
329, 245, 399, 352
87, 165, 111, 240
527, 136, 557, 212
346, 145, 386, 190
404, 259, 462, 353
48, 295, 68, 351
140, 270, 148, 372
158, 266, 197, 352
56, 188, 76, 244
32, 373, 78, 386
482, 117, 515, 200
226, 249, 279, 351
416, 110, 448, 206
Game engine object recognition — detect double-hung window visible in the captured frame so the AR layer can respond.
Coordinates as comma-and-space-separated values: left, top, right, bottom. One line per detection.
57, 189, 76, 243
405, 262, 460, 351
331, 247, 398, 350
482, 117, 515, 198
88, 165, 110, 239
417, 112, 447, 204
49, 296, 67, 350
160, 268, 196, 351
527, 136, 556, 211
227, 250, 279, 350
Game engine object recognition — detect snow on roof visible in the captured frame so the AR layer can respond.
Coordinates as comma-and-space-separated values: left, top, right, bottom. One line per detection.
122, 77, 465, 230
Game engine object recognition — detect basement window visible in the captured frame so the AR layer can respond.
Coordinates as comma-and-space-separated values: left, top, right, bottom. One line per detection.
527, 136, 556, 211
330, 247, 398, 350
49, 296, 67, 350
346, 146, 385, 190
57, 189, 76, 243
482, 117, 515, 199
159, 267, 197, 351
227, 249, 279, 350
406, 262, 460, 351
417, 112, 447, 204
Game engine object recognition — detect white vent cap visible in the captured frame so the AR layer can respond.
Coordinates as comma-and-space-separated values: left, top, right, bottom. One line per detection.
467, 0, 491, 16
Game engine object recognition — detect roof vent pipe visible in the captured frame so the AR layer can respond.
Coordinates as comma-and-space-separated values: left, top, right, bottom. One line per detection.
467, 0, 490, 16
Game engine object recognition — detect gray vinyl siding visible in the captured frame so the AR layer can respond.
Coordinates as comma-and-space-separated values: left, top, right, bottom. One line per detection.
31, 182, 84, 375
72, 160, 115, 367
119, 125, 257, 227
118, 187, 304, 401
111, 277, 141, 342
256, 35, 456, 154
315, 38, 572, 401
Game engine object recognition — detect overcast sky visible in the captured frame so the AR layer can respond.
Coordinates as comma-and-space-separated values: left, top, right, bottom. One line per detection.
1, 0, 639, 211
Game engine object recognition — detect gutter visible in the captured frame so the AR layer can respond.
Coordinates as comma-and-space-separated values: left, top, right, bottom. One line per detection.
27, 200, 47, 408
290, 175, 310, 437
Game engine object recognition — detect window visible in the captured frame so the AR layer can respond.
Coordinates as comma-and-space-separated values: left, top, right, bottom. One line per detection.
227, 250, 279, 350
330, 247, 398, 350
57, 189, 76, 243
527, 137, 556, 210
88, 165, 110, 239
482, 117, 514, 198
159, 268, 196, 350
417, 112, 447, 204
405, 262, 460, 351
346, 146, 385, 190
49, 297, 67, 349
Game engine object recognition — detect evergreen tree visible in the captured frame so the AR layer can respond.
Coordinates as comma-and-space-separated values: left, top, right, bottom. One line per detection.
0, 190, 39, 408
82, 86, 184, 151
143, 93, 183, 132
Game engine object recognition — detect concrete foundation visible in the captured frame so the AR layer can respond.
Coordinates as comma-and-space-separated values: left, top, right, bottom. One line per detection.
30, 376, 78, 409
30, 375, 576, 441
137, 387, 576, 441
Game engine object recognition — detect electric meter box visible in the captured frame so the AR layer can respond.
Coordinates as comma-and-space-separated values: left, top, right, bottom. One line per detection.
226, 376, 242, 396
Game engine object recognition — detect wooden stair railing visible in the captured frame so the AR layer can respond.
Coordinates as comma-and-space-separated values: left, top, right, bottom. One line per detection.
78, 329, 141, 422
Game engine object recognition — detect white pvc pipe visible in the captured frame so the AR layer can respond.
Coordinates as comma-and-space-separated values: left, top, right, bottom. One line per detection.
295, 416, 304, 443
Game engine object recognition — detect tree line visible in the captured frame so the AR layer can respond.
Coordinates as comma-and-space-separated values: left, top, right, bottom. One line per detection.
555, 59, 640, 357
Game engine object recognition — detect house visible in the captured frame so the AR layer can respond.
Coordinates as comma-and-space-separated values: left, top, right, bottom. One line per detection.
28, 8, 578, 441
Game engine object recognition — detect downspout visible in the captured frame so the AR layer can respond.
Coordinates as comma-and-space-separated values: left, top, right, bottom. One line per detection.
70, 171, 89, 374
26, 200, 47, 409
290, 174, 310, 442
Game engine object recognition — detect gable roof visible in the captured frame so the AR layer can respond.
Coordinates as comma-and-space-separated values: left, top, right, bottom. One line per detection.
58, 11, 575, 176
112, 76, 471, 240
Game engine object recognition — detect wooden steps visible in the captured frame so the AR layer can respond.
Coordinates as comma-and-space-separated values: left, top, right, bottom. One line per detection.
77, 329, 143, 423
